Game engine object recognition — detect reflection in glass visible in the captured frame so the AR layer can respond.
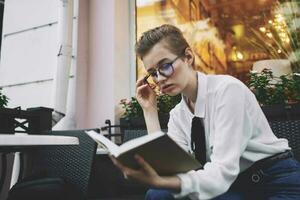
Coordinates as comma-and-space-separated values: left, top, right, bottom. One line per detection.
136, 0, 300, 83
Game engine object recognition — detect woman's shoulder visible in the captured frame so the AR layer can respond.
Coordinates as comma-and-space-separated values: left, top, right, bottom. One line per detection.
169, 98, 186, 116
208, 73, 242, 84
207, 74, 247, 92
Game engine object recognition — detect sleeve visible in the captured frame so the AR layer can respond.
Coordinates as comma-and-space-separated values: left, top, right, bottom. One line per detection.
173, 82, 253, 199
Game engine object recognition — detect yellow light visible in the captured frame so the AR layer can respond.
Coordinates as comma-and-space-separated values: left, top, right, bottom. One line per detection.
279, 32, 287, 38
236, 51, 244, 60
285, 38, 290, 43
275, 25, 282, 30
278, 49, 282, 53
266, 32, 273, 38
275, 14, 284, 22
232, 24, 245, 39
259, 27, 266, 32
268, 20, 273, 24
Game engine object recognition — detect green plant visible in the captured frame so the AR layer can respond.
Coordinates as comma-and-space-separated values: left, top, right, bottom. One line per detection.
120, 97, 144, 119
0, 88, 9, 108
248, 69, 300, 105
120, 94, 181, 119
278, 0, 300, 71
157, 94, 182, 114
245, 1, 300, 72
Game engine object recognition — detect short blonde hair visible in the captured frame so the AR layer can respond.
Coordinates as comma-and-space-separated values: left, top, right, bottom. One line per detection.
135, 24, 190, 60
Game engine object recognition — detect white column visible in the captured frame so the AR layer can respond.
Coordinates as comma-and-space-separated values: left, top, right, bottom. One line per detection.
52, 0, 74, 127
76, 0, 135, 129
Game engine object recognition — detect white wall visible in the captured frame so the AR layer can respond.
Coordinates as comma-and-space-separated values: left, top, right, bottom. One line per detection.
3, 0, 58, 34
0, 0, 135, 129
2, 81, 53, 108
0, 0, 78, 109
0, 25, 57, 86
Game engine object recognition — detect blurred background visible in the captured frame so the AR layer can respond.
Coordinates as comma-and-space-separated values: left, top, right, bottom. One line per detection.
0, 0, 299, 129
136, 0, 300, 82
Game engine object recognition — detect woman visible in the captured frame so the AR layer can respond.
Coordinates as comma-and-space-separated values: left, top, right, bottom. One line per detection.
111, 24, 300, 200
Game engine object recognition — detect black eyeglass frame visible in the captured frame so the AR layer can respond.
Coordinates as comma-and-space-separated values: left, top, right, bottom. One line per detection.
143, 55, 182, 84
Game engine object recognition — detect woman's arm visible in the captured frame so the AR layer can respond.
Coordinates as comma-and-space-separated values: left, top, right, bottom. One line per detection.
136, 77, 161, 133
143, 108, 161, 133
110, 154, 181, 192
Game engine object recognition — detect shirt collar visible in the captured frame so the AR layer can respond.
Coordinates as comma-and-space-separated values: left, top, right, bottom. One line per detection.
182, 72, 207, 118
195, 72, 207, 118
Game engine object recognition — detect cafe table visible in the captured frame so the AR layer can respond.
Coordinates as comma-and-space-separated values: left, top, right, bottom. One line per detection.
0, 133, 79, 196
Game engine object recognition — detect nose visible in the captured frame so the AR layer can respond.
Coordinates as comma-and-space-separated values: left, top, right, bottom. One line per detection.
157, 72, 167, 83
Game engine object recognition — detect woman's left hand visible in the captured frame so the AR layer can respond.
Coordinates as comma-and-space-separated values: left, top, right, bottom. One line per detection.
110, 154, 163, 188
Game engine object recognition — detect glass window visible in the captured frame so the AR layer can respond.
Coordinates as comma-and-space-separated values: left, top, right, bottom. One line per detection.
136, 0, 300, 83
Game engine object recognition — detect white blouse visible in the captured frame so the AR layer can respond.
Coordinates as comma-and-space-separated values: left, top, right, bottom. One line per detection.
168, 72, 290, 200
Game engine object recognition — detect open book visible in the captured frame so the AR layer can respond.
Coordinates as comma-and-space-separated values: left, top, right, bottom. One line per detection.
86, 130, 201, 176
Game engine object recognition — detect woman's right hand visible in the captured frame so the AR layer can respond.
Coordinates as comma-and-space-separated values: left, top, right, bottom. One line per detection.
136, 77, 157, 112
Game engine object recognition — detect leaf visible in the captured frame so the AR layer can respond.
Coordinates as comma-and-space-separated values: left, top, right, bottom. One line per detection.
0, 88, 9, 108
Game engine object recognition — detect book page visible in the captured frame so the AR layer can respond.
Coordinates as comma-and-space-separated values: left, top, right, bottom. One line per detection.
118, 131, 165, 156
85, 130, 119, 156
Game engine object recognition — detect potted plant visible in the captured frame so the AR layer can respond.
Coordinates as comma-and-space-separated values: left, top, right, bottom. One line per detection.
0, 88, 13, 133
0, 88, 9, 108
248, 68, 300, 120
119, 94, 181, 129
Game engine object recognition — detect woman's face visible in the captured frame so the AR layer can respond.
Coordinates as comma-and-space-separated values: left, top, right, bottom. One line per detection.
142, 41, 193, 96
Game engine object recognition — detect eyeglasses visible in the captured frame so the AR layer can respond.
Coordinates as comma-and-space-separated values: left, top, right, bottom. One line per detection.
144, 55, 181, 83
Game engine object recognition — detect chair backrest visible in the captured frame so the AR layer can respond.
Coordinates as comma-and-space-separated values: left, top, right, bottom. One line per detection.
123, 129, 168, 143
269, 120, 300, 161
123, 129, 148, 143
21, 129, 98, 198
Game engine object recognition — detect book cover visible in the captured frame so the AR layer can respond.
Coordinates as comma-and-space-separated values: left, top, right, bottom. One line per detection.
86, 130, 201, 176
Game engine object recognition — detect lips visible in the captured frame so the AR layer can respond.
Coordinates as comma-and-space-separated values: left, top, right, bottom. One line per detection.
161, 84, 174, 93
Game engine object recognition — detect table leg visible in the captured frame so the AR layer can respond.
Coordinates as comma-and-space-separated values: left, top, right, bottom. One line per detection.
0, 153, 7, 194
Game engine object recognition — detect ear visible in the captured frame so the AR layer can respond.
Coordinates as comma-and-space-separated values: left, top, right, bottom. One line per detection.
184, 47, 194, 67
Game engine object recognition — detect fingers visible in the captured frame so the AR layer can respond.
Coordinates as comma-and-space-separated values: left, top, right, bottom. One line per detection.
136, 77, 147, 88
109, 155, 118, 166
110, 155, 126, 171
123, 173, 128, 179
110, 154, 158, 185
109, 155, 133, 179
137, 77, 157, 92
134, 154, 153, 172
136, 76, 152, 94
136, 84, 150, 96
